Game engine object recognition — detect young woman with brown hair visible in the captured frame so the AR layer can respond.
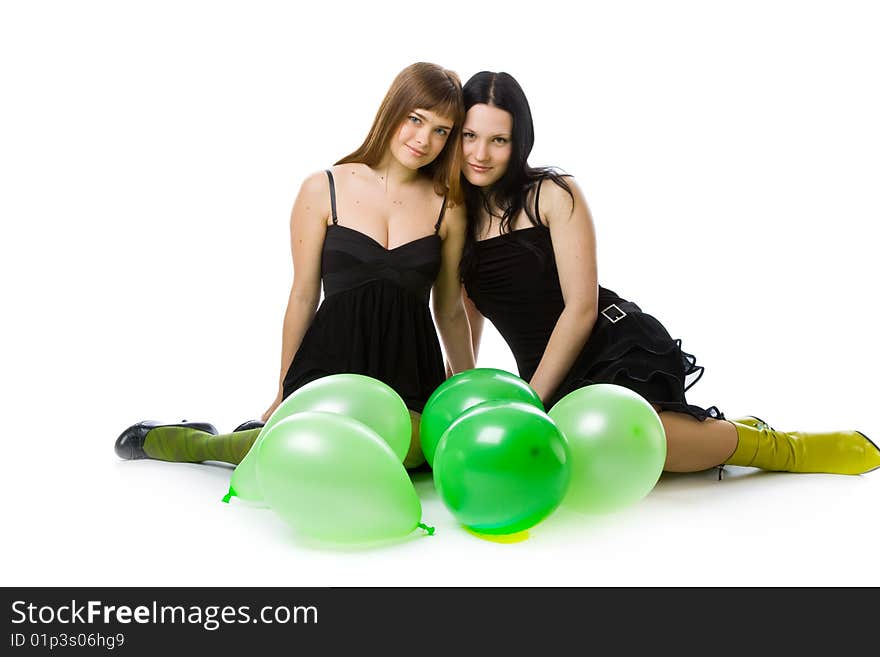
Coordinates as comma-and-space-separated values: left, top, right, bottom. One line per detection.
115, 62, 476, 470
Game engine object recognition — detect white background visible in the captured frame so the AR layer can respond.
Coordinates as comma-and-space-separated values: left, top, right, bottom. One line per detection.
2, 0, 878, 586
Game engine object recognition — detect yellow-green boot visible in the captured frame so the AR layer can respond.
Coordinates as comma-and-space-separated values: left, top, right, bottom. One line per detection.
726, 422, 880, 475
731, 416, 774, 431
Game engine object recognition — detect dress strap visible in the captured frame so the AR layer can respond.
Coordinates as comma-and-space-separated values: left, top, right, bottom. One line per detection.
434, 196, 448, 233
534, 176, 546, 225
325, 169, 338, 225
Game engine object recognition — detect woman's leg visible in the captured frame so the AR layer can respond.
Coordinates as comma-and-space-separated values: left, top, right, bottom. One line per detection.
145, 426, 261, 464
659, 412, 738, 472
116, 424, 261, 465
123, 414, 430, 469
658, 410, 880, 475
405, 411, 427, 469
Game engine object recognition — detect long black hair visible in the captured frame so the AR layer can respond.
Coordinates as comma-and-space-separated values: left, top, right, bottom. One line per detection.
460, 71, 573, 280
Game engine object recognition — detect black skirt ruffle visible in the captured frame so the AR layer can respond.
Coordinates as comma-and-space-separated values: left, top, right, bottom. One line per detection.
548, 298, 723, 421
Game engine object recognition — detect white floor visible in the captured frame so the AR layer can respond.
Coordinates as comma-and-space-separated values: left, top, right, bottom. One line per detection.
3, 1, 879, 588
4, 395, 879, 588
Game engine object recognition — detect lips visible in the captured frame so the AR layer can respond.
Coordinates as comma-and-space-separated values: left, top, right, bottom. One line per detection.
468, 163, 491, 173
406, 145, 426, 157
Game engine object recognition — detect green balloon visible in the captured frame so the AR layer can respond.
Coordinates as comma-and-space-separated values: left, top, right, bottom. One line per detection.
225, 446, 266, 505
256, 412, 423, 543
433, 401, 570, 535
548, 383, 667, 514
264, 374, 411, 459
420, 368, 544, 467
225, 374, 411, 504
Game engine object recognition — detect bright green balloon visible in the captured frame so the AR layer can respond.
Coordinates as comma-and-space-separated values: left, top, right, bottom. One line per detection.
548, 383, 667, 514
256, 411, 423, 543
420, 368, 544, 467
225, 374, 411, 504
433, 401, 570, 535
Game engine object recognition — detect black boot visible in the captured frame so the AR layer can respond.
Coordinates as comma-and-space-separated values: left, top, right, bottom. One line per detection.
233, 420, 265, 432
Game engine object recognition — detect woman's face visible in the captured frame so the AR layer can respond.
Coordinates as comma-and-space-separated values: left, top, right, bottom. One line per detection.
392, 108, 454, 169
461, 103, 513, 187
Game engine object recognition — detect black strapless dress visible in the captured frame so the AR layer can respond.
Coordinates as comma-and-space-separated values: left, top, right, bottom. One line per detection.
463, 225, 722, 420
281, 170, 447, 413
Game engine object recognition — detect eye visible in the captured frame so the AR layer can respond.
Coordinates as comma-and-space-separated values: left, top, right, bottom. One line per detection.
493, 137, 510, 145
408, 115, 422, 124
462, 131, 475, 140
434, 127, 448, 136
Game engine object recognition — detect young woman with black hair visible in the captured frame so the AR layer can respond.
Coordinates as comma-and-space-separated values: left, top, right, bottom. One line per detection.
456, 71, 878, 475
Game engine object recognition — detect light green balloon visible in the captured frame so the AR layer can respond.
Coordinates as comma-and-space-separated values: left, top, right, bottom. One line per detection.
224, 374, 411, 504
263, 374, 411, 460
225, 445, 267, 505
548, 383, 666, 514
255, 412, 423, 543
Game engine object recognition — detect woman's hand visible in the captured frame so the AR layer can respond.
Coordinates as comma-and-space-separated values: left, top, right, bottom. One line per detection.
261, 391, 284, 423
445, 287, 485, 378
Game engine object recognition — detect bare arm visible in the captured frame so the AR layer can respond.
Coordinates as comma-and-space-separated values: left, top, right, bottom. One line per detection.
262, 172, 329, 421
462, 286, 484, 362
433, 202, 476, 375
446, 286, 485, 377
528, 177, 599, 404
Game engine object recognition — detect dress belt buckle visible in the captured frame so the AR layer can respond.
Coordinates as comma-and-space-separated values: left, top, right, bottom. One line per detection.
601, 303, 627, 323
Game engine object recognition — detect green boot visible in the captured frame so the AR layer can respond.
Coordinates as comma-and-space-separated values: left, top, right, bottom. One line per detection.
726, 422, 880, 475
730, 416, 774, 431
115, 420, 260, 465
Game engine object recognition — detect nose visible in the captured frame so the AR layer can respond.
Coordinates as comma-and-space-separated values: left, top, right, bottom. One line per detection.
474, 141, 489, 162
415, 125, 430, 145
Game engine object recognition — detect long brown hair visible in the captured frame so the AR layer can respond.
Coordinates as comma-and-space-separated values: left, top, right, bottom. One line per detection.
336, 62, 464, 204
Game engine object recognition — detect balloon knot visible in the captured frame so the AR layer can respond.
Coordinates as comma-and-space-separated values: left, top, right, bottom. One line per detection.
221, 487, 236, 504
418, 522, 435, 536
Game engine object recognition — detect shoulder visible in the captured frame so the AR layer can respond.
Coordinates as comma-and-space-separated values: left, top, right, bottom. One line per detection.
291, 170, 333, 225
537, 173, 579, 204
330, 162, 371, 180
438, 195, 466, 240
536, 174, 587, 224
443, 197, 466, 226
298, 169, 332, 198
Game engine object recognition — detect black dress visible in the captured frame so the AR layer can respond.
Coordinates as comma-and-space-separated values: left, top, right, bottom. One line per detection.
281, 170, 447, 413
462, 189, 722, 421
